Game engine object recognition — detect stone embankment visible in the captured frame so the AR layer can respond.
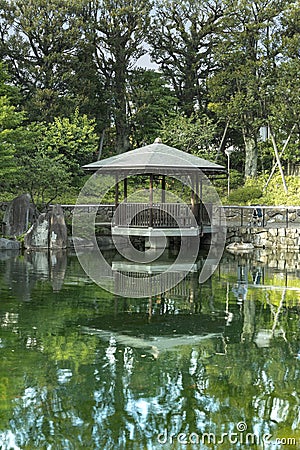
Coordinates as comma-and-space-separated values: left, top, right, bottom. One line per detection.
226, 226, 300, 250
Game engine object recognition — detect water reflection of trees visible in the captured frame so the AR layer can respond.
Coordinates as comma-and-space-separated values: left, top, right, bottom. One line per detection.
2, 333, 299, 448
0, 250, 299, 448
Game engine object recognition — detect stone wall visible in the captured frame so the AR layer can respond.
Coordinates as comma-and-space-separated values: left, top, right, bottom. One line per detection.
226, 226, 300, 250
62, 205, 114, 224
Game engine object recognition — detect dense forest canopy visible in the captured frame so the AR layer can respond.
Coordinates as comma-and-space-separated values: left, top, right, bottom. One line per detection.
0, 0, 299, 205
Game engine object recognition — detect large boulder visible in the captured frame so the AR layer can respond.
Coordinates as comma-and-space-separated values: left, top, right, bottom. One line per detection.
24, 213, 49, 249
3, 194, 35, 237
48, 205, 68, 249
24, 205, 67, 249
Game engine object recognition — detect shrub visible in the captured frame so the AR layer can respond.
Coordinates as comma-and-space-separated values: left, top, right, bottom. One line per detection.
227, 185, 263, 205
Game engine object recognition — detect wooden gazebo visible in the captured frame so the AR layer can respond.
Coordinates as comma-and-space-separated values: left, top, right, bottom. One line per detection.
83, 139, 226, 243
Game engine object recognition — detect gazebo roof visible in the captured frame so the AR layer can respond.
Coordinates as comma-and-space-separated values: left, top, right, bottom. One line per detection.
83, 140, 226, 175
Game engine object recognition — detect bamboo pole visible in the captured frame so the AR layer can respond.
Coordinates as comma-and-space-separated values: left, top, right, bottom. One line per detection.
264, 124, 296, 191
215, 119, 230, 162
268, 125, 288, 194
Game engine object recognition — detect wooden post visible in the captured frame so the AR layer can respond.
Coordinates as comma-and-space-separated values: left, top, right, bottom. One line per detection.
149, 173, 153, 227
200, 175, 203, 226
123, 177, 127, 203
195, 172, 199, 202
191, 174, 195, 212
161, 175, 166, 203
115, 174, 119, 209
195, 172, 200, 224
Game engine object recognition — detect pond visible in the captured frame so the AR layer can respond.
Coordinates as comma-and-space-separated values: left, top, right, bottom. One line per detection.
0, 248, 299, 449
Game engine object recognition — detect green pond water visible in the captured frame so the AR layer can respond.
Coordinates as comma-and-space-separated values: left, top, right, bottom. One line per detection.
0, 248, 299, 449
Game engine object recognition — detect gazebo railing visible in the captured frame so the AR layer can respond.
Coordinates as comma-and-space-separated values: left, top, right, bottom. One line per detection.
113, 202, 201, 228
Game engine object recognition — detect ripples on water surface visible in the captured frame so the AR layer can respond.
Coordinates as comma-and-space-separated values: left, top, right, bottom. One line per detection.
0, 248, 299, 449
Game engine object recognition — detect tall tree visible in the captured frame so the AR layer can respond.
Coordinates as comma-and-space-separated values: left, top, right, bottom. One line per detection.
87, 0, 152, 154
0, 0, 91, 121
127, 69, 178, 146
281, 0, 300, 59
148, 0, 227, 117
208, 0, 289, 178
266, 2, 300, 171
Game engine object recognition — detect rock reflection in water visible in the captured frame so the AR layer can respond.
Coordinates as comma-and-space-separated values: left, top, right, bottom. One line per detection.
0, 249, 67, 298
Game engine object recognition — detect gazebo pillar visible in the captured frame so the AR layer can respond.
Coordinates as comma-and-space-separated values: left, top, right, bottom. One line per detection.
191, 173, 196, 215
149, 173, 154, 227
161, 175, 166, 203
123, 177, 128, 202
199, 175, 203, 226
146, 173, 168, 249
115, 174, 119, 209
195, 172, 200, 225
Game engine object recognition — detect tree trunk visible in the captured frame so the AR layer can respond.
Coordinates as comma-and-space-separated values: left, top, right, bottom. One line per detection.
243, 132, 257, 178
113, 57, 130, 154
114, 115, 130, 154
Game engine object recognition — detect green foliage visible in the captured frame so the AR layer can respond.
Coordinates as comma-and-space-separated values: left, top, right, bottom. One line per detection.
208, 0, 292, 178
0, 96, 26, 187
9, 110, 98, 208
227, 173, 300, 206
213, 168, 244, 197
92, 0, 152, 153
0, 0, 300, 187
38, 110, 98, 181
149, 0, 227, 116
281, 1, 300, 59
128, 69, 178, 146
269, 59, 300, 134
262, 174, 300, 206
227, 185, 263, 205
17, 152, 71, 210
0, 0, 89, 121
159, 113, 218, 159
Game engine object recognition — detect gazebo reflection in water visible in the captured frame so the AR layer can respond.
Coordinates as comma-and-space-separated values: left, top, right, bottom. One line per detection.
111, 255, 202, 301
